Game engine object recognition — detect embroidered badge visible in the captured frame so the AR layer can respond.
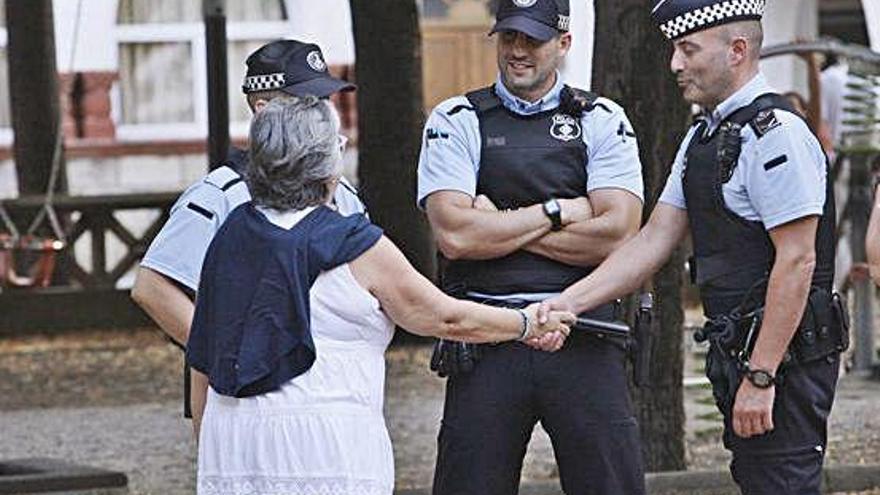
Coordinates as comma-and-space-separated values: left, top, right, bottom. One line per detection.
306, 51, 327, 72
550, 113, 582, 142
751, 109, 781, 137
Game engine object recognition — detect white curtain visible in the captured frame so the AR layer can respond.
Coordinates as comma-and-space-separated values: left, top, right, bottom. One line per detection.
119, 42, 194, 124
0, 48, 8, 127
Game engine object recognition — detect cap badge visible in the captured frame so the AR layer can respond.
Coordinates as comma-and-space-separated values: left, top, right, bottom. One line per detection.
513, 0, 538, 7
306, 51, 327, 72
550, 113, 582, 142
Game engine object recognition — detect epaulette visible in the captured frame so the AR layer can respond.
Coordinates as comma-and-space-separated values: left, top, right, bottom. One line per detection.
204, 165, 244, 192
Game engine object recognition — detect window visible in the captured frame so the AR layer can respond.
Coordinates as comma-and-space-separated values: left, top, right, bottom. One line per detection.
115, 0, 289, 140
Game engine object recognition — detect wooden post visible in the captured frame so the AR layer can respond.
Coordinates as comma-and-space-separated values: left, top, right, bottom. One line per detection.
203, 0, 230, 170
5, 0, 66, 196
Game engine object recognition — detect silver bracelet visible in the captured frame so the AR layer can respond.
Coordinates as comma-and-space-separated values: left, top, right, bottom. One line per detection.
515, 308, 530, 341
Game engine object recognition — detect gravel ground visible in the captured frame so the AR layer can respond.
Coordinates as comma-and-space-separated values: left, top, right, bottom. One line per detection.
1, 328, 879, 494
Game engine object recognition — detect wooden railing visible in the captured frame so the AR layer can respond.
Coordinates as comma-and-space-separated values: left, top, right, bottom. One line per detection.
1, 192, 177, 290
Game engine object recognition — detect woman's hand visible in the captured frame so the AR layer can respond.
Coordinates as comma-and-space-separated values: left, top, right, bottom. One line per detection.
522, 303, 574, 351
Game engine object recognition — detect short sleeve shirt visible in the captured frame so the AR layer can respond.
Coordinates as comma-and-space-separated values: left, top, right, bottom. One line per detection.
141, 166, 366, 291
417, 73, 644, 209
658, 73, 826, 231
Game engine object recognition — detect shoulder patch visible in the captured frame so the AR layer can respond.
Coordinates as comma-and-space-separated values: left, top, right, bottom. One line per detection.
749, 109, 782, 138
203, 165, 242, 190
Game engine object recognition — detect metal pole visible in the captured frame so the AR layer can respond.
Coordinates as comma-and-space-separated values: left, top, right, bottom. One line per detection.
849, 152, 876, 371
203, 0, 229, 171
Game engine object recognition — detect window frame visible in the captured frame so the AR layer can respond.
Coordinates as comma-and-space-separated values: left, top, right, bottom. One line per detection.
114, 18, 291, 142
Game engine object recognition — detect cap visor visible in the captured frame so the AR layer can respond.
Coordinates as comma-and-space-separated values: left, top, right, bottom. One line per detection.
281, 76, 355, 99
490, 16, 557, 42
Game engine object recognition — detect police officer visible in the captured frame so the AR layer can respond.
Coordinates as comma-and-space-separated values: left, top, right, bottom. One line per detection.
540, 1, 846, 493
131, 39, 365, 432
417, 0, 646, 492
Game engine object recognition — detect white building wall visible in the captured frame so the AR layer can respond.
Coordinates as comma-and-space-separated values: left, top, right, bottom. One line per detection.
53, 0, 119, 72
760, 0, 820, 96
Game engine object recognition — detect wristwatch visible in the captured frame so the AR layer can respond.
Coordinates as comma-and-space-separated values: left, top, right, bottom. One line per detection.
744, 363, 776, 389
543, 199, 563, 231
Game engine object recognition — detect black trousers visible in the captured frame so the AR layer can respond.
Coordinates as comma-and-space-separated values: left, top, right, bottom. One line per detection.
706, 348, 840, 495
432, 331, 646, 495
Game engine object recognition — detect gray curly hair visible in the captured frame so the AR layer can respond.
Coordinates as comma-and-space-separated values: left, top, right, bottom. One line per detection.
246, 95, 342, 210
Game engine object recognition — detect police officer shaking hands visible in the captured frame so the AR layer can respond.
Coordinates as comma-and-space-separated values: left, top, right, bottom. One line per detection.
540, 1, 848, 493
417, 0, 646, 493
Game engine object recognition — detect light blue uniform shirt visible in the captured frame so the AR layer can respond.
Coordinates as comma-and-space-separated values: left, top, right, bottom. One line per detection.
417, 74, 644, 301
417, 73, 644, 209
141, 165, 366, 291
658, 73, 826, 230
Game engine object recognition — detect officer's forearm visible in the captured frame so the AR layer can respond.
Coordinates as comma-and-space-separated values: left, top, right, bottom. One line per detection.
750, 248, 816, 373
190, 368, 209, 441
430, 202, 552, 260
131, 267, 194, 346
523, 214, 636, 267
558, 204, 688, 314
750, 217, 819, 373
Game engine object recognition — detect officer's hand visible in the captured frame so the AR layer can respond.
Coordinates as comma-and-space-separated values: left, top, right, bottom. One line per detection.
523, 331, 568, 352
558, 197, 593, 225
523, 303, 574, 341
473, 194, 498, 211
536, 295, 576, 326
732, 379, 775, 438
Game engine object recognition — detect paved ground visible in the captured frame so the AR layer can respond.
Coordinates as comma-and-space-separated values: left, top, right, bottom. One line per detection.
1, 328, 879, 494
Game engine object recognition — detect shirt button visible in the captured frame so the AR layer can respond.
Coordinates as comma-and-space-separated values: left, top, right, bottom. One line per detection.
233, 363, 240, 370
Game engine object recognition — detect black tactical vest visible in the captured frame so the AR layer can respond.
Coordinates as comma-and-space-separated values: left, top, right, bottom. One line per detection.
683, 93, 836, 317
441, 85, 602, 295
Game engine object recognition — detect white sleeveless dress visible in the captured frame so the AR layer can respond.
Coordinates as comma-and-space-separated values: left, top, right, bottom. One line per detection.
196, 207, 396, 495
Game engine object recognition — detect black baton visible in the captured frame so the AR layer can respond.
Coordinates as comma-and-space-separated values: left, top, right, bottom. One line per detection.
573, 317, 631, 337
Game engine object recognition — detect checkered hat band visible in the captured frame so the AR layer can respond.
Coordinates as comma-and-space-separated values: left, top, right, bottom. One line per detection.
659, 0, 764, 39
243, 72, 286, 92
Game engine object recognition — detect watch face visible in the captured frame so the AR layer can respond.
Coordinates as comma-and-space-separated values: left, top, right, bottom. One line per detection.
545, 200, 560, 215
749, 370, 774, 388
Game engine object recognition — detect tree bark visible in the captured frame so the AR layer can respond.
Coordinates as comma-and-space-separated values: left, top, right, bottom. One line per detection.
350, 0, 434, 276
591, 0, 691, 471
6, 0, 67, 196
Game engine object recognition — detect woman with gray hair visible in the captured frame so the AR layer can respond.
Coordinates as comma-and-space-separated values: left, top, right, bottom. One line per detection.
186, 96, 574, 495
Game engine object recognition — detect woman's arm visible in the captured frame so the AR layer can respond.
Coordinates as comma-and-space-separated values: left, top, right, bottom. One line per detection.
349, 236, 574, 342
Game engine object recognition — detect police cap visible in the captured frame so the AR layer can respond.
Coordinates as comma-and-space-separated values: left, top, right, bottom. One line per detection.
242, 40, 355, 98
490, 0, 570, 43
651, 0, 765, 40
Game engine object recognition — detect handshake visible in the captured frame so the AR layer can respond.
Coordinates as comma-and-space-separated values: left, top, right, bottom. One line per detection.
430, 300, 576, 378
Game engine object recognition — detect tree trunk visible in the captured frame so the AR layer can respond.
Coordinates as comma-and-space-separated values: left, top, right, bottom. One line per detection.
350, 0, 434, 276
591, 0, 691, 471
6, 0, 66, 196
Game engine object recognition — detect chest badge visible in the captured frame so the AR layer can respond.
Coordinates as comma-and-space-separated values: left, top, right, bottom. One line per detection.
550, 113, 582, 142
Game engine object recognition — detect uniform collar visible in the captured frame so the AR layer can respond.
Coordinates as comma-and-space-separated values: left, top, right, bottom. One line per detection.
494, 71, 564, 116
704, 73, 774, 130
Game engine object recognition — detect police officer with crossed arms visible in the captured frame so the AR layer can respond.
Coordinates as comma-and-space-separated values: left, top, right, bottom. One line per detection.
540, 1, 847, 493
417, 0, 647, 493
131, 39, 365, 432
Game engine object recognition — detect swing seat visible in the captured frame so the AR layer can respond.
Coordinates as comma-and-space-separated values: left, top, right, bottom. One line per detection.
0, 233, 66, 288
